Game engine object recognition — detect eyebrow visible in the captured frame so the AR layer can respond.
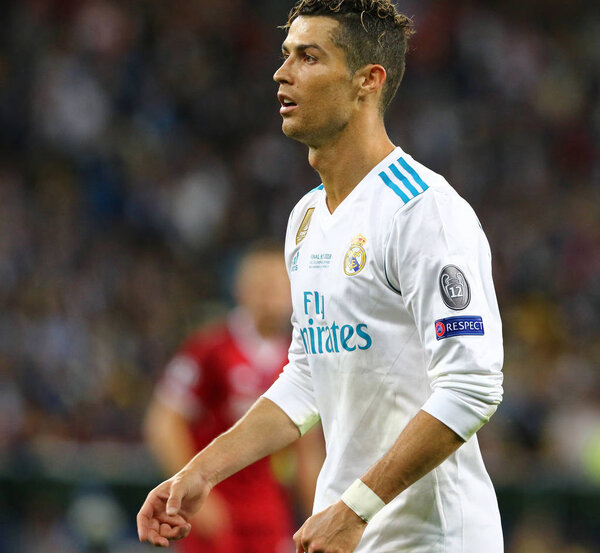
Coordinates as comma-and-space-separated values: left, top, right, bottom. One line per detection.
281, 42, 325, 54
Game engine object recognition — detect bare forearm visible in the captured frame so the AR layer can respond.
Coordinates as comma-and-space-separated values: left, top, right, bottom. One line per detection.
183, 397, 301, 488
295, 426, 326, 515
360, 410, 464, 504
144, 401, 197, 475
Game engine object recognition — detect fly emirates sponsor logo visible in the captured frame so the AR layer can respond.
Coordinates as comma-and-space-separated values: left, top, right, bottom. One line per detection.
299, 291, 372, 355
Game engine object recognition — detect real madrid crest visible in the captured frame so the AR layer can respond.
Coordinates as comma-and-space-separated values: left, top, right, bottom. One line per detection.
343, 234, 367, 276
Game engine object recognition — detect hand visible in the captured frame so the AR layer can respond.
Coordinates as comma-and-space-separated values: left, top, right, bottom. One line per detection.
137, 468, 211, 547
293, 500, 367, 553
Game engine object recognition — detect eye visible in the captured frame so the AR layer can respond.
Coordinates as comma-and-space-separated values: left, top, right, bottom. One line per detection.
304, 54, 317, 63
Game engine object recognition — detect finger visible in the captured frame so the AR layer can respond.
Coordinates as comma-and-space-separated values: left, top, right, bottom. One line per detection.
140, 484, 171, 517
156, 521, 192, 542
166, 480, 183, 516
159, 522, 183, 540
156, 512, 189, 526
147, 527, 170, 548
138, 492, 170, 542
170, 523, 192, 541
137, 500, 156, 542
137, 515, 148, 542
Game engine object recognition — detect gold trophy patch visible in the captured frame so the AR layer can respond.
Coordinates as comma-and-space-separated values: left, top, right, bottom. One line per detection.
296, 208, 315, 245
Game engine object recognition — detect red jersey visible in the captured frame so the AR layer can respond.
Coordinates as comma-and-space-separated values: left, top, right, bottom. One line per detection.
155, 309, 293, 553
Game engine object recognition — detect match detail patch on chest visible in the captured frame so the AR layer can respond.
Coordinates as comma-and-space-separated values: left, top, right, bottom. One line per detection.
344, 234, 367, 276
296, 208, 315, 244
309, 252, 332, 270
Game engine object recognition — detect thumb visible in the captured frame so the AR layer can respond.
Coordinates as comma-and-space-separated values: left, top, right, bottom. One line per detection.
166, 480, 184, 516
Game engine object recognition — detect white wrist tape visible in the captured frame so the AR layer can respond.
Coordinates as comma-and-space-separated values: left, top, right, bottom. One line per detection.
341, 478, 385, 523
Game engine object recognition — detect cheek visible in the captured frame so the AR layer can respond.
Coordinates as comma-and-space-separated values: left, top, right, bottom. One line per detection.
313, 80, 354, 115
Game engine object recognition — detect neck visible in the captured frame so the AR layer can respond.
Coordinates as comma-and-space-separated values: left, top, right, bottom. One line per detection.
307, 114, 395, 213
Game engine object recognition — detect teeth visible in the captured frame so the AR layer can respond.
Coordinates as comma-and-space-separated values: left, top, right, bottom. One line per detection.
283, 99, 293, 105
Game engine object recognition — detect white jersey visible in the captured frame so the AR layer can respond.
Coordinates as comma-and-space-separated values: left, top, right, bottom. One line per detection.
263, 146, 504, 553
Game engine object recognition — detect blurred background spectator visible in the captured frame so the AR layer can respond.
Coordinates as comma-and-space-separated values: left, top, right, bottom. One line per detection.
0, 0, 598, 551
144, 241, 323, 553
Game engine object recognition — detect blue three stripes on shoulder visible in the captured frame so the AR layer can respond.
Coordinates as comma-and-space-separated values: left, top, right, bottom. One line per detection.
378, 157, 429, 204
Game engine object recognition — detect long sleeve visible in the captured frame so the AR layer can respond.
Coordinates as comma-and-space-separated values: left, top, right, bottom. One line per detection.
262, 205, 321, 436
262, 308, 321, 436
385, 187, 504, 440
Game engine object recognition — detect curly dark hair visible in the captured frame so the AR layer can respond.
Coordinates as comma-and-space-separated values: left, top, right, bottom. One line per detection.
282, 0, 414, 112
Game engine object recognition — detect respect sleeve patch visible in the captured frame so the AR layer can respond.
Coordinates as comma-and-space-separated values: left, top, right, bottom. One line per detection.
435, 316, 484, 340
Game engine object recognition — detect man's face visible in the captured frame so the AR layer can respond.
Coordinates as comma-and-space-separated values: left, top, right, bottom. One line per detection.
236, 253, 291, 338
274, 16, 358, 147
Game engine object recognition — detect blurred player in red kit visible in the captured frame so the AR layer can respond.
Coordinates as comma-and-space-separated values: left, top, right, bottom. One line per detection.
144, 241, 323, 553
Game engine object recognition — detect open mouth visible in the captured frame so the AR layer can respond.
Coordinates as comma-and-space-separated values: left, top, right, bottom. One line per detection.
278, 93, 297, 114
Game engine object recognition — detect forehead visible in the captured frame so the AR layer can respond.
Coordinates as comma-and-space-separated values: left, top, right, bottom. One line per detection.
283, 15, 341, 51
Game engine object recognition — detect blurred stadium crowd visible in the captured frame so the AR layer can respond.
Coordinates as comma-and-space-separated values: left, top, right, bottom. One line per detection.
0, 0, 599, 551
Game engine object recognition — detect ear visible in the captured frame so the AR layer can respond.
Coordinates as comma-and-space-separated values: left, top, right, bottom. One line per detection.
355, 64, 387, 101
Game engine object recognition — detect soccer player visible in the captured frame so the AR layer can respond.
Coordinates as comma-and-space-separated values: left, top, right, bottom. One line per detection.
143, 241, 323, 553
137, 1, 504, 552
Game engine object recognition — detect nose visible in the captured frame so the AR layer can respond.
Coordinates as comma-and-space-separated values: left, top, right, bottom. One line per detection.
273, 58, 292, 84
